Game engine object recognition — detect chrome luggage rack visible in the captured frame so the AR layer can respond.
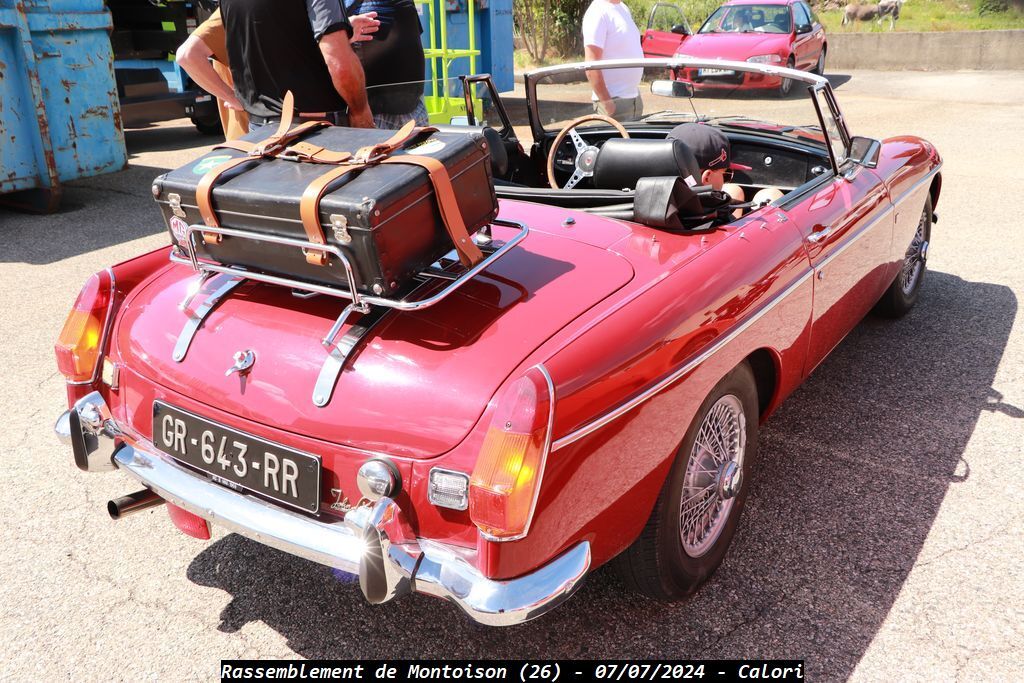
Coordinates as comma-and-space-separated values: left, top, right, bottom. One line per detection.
168, 218, 528, 407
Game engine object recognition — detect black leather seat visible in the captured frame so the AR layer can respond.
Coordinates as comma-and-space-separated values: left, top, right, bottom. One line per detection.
592, 138, 702, 191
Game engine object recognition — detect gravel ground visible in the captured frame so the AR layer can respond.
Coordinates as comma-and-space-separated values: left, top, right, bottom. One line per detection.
0, 70, 1021, 682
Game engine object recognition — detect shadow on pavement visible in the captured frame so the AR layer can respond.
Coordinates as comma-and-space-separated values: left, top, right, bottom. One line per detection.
125, 123, 221, 156
0, 164, 171, 264
187, 270, 1017, 676
826, 74, 853, 90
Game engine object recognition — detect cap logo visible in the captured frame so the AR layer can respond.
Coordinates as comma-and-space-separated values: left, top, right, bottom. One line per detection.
709, 148, 728, 169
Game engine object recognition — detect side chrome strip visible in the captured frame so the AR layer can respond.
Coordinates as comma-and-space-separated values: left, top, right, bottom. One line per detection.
816, 165, 940, 272
890, 165, 941, 209
814, 203, 894, 272
552, 268, 814, 452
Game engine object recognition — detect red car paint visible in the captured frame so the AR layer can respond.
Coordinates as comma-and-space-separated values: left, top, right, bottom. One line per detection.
74, 131, 940, 583
643, 0, 827, 91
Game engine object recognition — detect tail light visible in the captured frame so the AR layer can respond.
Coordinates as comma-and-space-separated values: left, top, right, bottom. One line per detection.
469, 366, 554, 541
55, 270, 114, 383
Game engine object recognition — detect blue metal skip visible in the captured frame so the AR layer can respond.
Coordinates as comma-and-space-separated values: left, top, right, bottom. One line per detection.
0, 0, 126, 212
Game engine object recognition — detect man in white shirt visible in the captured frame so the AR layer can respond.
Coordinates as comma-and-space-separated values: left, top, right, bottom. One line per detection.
582, 0, 645, 122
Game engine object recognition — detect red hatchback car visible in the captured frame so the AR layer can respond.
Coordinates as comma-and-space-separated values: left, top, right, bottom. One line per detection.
643, 0, 828, 95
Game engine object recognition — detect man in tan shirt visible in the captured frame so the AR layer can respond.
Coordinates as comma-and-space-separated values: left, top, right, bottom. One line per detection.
175, 10, 249, 140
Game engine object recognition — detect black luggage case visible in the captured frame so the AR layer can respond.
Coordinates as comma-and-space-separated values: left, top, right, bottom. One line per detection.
152, 124, 497, 297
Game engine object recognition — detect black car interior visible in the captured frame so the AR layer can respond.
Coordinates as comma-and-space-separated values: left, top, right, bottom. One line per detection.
440, 113, 831, 231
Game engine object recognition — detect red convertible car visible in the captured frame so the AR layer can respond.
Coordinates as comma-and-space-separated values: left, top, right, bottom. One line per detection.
55, 58, 940, 625
643, 0, 828, 95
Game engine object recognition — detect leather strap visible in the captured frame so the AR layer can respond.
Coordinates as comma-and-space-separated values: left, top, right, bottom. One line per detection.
196, 92, 328, 233
216, 139, 257, 154
299, 164, 364, 265
284, 142, 353, 164
196, 155, 257, 239
282, 120, 432, 165
354, 120, 431, 163
295, 125, 439, 265
382, 154, 484, 267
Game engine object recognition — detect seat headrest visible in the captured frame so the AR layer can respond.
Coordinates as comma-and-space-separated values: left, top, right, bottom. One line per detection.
592, 139, 701, 191
480, 126, 508, 179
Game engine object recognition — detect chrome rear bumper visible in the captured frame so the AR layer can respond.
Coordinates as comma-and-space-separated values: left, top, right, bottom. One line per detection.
56, 392, 590, 626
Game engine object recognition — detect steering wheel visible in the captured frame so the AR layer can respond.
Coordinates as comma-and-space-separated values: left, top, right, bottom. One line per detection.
546, 114, 630, 190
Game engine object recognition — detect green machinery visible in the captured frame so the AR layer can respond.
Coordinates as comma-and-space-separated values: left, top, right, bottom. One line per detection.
416, 0, 484, 124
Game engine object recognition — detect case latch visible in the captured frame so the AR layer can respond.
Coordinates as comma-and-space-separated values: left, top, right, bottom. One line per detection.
167, 193, 186, 218
330, 214, 352, 244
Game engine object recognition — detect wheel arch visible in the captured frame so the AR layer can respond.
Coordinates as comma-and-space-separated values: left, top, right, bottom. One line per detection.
744, 347, 780, 419
929, 172, 942, 211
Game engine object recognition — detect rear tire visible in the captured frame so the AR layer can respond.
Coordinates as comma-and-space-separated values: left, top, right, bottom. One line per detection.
614, 362, 759, 601
874, 196, 932, 318
814, 47, 827, 76
192, 114, 223, 136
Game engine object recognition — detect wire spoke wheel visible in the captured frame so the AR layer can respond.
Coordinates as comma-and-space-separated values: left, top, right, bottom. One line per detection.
679, 394, 746, 558
898, 208, 929, 295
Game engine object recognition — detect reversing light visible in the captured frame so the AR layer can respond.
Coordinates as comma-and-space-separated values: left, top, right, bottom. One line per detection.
428, 468, 470, 510
55, 270, 113, 383
469, 366, 554, 541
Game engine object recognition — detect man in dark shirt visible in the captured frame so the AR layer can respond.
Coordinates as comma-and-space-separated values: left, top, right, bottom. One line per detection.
347, 0, 428, 128
220, 0, 374, 128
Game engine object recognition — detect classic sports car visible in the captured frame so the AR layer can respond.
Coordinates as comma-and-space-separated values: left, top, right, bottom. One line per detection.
642, 0, 828, 95
55, 58, 941, 626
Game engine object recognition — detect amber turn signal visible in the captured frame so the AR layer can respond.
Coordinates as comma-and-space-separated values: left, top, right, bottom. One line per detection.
55, 271, 113, 383
469, 367, 554, 541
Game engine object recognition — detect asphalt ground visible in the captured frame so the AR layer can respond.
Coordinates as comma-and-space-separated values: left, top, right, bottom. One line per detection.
1, 70, 1022, 681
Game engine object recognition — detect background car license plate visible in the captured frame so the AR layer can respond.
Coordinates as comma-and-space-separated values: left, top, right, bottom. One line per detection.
152, 402, 321, 513
699, 68, 735, 76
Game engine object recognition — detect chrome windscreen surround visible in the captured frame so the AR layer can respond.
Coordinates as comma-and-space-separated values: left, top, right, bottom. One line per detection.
55, 392, 591, 625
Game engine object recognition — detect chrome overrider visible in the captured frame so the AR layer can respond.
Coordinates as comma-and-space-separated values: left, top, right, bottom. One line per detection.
55, 392, 591, 626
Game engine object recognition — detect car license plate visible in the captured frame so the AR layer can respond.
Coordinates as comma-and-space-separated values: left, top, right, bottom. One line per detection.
698, 68, 735, 77
152, 402, 321, 513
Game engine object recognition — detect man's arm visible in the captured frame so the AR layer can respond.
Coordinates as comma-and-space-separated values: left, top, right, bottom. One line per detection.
584, 44, 615, 116
175, 33, 242, 110
319, 31, 374, 128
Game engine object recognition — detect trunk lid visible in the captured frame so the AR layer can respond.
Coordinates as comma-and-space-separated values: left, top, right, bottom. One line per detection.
115, 225, 634, 458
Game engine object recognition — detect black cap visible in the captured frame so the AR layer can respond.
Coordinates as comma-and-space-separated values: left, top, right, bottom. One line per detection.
667, 123, 752, 172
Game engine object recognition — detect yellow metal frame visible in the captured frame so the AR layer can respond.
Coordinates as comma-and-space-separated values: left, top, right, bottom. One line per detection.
415, 0, 484, 123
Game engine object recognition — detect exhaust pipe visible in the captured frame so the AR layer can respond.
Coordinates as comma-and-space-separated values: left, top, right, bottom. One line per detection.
108, 489, 164, 520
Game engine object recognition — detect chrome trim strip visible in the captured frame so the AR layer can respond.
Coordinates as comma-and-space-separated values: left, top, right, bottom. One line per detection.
890, 166, 940, 209
815, 165, 940, 272
814, 203, 894, 271
479, 364, 556, 543
549, 166, 941, 452
552, 268, 814, 451
172, 274, 245, 362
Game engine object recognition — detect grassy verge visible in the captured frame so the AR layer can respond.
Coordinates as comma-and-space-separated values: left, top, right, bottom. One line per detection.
818, 0, 1024, 32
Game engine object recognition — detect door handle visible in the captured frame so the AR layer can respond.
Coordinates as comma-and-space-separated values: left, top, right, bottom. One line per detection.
806, 225, 832, 244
